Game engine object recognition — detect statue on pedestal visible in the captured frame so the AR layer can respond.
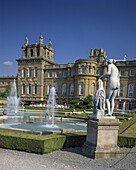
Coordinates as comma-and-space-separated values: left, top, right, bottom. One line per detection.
92, 79, 105, 119
92, 58, 120, 119
100, 59, 120, 116
83, 59, 121, 159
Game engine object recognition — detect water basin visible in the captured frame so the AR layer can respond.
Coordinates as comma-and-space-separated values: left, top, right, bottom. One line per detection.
0, 111, 87, 134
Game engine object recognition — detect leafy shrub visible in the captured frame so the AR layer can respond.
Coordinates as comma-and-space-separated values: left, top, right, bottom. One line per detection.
118, 136, 136, 148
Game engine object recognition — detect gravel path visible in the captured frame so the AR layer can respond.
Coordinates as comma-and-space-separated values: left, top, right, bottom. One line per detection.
0, 147, 136, 170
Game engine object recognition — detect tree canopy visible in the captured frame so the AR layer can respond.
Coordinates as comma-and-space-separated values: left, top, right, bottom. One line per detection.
68, 95, 93, 110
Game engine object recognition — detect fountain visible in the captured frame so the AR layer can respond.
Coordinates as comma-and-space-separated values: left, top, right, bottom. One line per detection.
46, 87, 56, 127
0, 86, 86, 134
6, 80, 20, 114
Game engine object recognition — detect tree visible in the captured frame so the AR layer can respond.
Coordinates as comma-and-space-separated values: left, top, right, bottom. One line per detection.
4, 84, 11, 98
79, 95, 93, 109
68, 99, 78, 109
0, 91, 4, 98
0, 84, 11, 99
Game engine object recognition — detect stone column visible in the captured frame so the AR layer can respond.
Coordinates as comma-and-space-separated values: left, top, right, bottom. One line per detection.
82, 118, 120, 159
123, 101, 126, 110
85, 79, 88, 96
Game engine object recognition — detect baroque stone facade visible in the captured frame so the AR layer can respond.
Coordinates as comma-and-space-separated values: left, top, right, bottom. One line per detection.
1, 34, 136, 111
17, 34, 107, 105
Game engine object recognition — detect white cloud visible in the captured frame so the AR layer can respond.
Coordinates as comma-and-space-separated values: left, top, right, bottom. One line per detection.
3, 60, 13, 66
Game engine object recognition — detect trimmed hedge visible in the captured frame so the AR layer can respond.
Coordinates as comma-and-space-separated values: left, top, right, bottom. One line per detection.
0, 130, 86, 154
63, 133, 86, 148
44, 136, 66, 153
0, 135, 45, 154
118, 135, 136, 148
0, 127, 135, 155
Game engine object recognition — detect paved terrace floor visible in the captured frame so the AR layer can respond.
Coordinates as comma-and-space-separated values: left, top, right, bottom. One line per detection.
0, 147, 136, 170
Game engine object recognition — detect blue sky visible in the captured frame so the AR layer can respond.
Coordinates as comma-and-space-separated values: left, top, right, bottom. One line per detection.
0, 0, 136, 76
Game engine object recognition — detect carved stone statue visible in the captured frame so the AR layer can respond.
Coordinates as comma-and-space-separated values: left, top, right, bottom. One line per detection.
100, 59, 120, 116
39, 33, 43, 44
25, 35, 28, 45
92, 79, 105, 119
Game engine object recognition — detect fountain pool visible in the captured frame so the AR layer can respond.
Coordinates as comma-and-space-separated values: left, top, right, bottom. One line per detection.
0, 86, 86, 135
0, 111, 87, 134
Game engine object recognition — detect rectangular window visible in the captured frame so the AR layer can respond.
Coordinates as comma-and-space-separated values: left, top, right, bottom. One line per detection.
22, 84, 25, 94
119, 86, 124, 97
126, 102, 133, 110
48, 72, 52, 78
98, 70, 103, 76
28, 84, 31, 94
70, 70, 75, 76
120, 70, 125, 76
22, 68, 26, 78
118, 102, 123, 110
56, 72, 61, 78
25, 49, 27, 57
128, 84, 134, 97
63, 71, 67, 77
37, 48, 39, 56
28, 68, 32, 77
128, 91, 133, 97
129, 69, 135, 76
33, 84, 37, 95
34, 67, 38, 77
81, 66, 85, 74
30, 49, 33, 57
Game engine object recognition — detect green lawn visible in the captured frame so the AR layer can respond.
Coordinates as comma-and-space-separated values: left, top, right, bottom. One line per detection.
120, 123, 136, 138
119, 115, 136, 134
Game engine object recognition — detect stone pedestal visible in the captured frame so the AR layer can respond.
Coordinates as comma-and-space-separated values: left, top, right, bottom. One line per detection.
82, 118, 120, 159
92, 109, 105, 119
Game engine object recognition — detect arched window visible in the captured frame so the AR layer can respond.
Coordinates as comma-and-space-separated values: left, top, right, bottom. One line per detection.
62, 84, 66, 96
119, 84, 124, 97
79, 82, 85, 95
128, 84, 134, 97
91, 83, 95, 95
70, 83, 74, 96
81, 65, 85, 74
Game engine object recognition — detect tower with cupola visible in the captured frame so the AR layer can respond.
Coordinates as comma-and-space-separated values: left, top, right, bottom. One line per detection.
17, 33, 55, 104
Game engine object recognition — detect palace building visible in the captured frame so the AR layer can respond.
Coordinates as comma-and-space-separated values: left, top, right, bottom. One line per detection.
1, 34, 136, 111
